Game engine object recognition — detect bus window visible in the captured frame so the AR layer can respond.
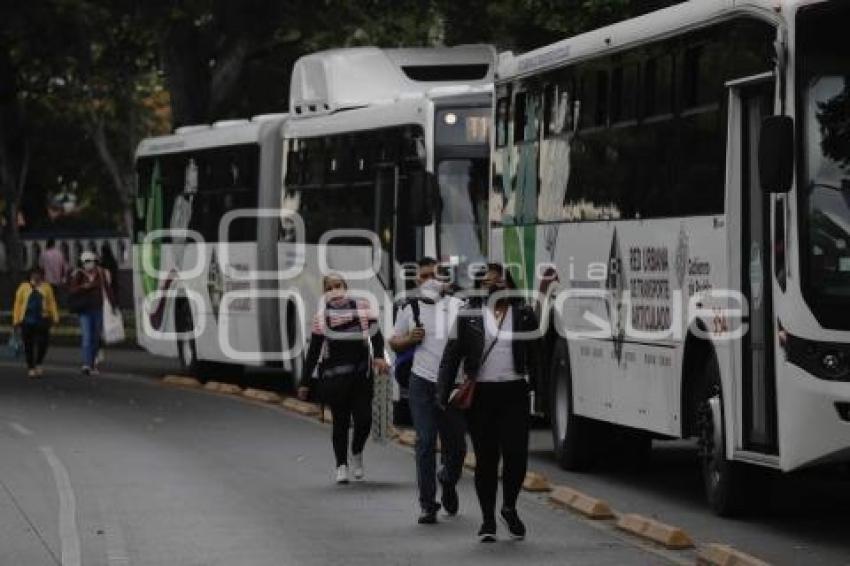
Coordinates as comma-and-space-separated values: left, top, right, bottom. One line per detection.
642, 53, 674, 118
514, 91, 528, 143
611, 62, 639, 124
495, 95, 510, 147
437, 158, 488, 287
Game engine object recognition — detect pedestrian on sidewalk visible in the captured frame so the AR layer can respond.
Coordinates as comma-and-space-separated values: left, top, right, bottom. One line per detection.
39, 238, 68, 307
13, 267, 60, 377
438, 263, 540, 542
68, 251, 115, 376
389, 257, 466, 525
298, 273, 390, 484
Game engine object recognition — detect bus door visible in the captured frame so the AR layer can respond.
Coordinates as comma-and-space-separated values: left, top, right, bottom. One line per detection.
727, 76, 779, 455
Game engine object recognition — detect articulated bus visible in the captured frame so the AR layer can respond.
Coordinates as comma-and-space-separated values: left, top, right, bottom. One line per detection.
133, 46, 494, 394
493, 0, 850, 514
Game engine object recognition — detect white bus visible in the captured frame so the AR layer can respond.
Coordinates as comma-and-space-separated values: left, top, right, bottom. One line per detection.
492, 0, 850, 515
132, 46, 495, 390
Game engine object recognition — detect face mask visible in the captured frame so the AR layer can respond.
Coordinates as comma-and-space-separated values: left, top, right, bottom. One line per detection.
486, 281, 505, 298
326, 288, 346, 303
420, 278, 443, 297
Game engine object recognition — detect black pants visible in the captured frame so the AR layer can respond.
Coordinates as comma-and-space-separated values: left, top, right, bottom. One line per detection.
21, 323, 50, 369
466, 379, 530, 523
329, 374, 374, 467
409, 374, 467, 511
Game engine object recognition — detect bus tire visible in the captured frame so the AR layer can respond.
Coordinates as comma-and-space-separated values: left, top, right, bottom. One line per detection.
175, 299, 240, 380
697, 354, 748, 516
550, 339, 593, 470
176, 298, 203, 378
284, 300, 305, 389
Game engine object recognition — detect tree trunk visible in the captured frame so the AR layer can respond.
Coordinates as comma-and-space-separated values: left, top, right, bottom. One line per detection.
90, 117, 135, 237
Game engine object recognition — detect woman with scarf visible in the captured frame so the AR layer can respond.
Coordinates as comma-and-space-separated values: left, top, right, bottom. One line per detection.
298, 273, 389, 484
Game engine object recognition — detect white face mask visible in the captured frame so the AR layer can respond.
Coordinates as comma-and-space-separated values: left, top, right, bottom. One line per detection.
420, 278, 443, 298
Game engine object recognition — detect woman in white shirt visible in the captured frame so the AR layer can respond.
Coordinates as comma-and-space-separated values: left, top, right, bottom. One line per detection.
438, 263, 539, 542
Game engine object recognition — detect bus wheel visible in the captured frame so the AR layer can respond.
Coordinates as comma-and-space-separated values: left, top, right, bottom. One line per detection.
697, 355, 747, 516
550, 339, 593, 470
176, 299, 202, 377
284, 301, 305, 389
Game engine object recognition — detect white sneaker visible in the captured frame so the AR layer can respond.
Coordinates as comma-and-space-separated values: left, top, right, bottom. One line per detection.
351, 453, 364, 480
336, 465, 349, 484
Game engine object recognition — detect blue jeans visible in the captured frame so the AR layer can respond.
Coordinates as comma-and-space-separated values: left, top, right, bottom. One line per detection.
79, 309, 103, 367
408, 373, 467, 511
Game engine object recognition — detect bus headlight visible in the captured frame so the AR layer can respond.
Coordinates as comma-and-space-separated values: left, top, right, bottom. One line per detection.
821, 351, 847, 378
786, 332, 850, 382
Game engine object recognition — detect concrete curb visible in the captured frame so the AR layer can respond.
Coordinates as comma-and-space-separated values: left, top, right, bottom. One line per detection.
203, 381, 243, 395
522, 471, 552, 492
697, 543, 771, 566
616, 513, 694, 550
161, 375, 202, 388
548, 485, 615, 519
463, 452, 476, 471
281, 397, 321, 416
396, 429, 417, 447
242, 388, 282, 403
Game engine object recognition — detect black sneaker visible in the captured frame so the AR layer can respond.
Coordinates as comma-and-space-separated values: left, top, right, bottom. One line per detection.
440, 480, 459, 516
477, 520, 497, 543
418, 504, 440, 525
500, 507, 526, 540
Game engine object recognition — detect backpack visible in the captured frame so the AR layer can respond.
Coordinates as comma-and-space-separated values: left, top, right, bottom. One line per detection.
393, 298, 423, 392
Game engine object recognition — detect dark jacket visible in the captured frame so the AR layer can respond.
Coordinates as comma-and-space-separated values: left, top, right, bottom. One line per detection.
68, 268, 115, 312
437, 298, 540, 406
302, 298, 385, 389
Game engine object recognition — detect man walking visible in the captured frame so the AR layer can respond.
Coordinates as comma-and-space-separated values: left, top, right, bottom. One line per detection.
39, 238, 68, 305
390, 257, 466, 524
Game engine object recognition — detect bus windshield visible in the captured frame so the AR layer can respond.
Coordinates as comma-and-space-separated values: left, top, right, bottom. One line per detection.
798, 2, 850, 326
437, 158, 488, 287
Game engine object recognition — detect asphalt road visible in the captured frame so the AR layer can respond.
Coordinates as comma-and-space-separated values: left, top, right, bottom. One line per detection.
0, 348, 675, 566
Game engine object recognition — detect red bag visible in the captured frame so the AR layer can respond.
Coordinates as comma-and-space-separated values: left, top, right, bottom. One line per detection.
448, 379, 476, 410
448, 308, 507, 410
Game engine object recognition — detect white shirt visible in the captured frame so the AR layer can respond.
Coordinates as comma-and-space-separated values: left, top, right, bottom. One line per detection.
392, 295, 462, 382
477, 308, 523, 383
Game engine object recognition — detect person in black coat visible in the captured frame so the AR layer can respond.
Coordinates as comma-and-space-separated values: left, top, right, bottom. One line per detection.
438, 263, 540, 542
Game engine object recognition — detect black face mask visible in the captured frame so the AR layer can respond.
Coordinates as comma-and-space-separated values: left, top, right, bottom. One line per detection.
485, 282, 505, 298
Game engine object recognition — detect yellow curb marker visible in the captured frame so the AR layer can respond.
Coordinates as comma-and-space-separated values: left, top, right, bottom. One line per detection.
242, 388, 282, 404
281, 397, 321, 416
162, 375, 202, 388
396, 429, 417, 447
549, 485, 614, 519
463, 452, 476, 471
697, 543, 771, 566
203, 381, 243, 395
522, 471, 552, 492
615, 513, 694, 550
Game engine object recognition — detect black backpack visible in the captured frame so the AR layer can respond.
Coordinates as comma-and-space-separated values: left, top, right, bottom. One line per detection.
393, 298, 423, 393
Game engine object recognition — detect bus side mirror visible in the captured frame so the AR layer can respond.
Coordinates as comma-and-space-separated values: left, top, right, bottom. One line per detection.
408, 168, 435, 226
759, 116, 794, 194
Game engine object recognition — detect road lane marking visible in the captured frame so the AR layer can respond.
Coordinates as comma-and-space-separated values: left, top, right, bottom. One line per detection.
0, 475, 62, 565
40, 446, 82, 566
9, 421, 35, 436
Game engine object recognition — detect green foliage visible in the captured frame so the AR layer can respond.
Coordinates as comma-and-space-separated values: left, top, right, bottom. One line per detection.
1, 0, 686, 238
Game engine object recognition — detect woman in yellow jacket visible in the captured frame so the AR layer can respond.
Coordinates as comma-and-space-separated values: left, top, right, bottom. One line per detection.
13, 267, 60, 377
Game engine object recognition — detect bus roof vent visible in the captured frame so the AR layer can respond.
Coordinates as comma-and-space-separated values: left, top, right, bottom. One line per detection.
289, 45, 496, 118
174, 124, 210, 135
212, 119, 250, 129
